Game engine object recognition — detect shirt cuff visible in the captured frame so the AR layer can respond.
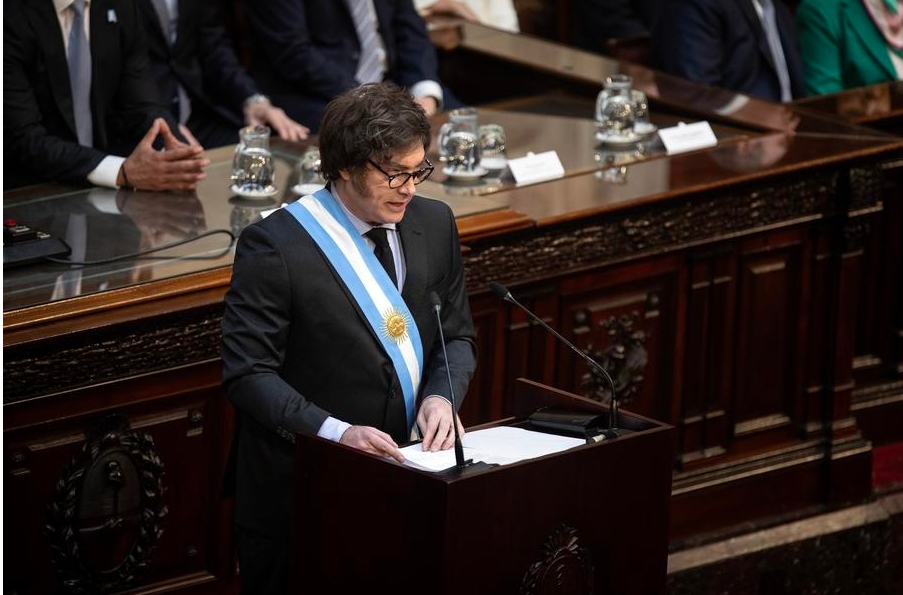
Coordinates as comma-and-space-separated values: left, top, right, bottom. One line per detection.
423, 394, 453, 408
317, 416, 352, 442
86, 155, 126, 189
409, 80, 444, 112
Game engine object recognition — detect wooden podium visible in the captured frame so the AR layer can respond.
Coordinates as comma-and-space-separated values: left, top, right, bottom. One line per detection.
291, 379, 674, 594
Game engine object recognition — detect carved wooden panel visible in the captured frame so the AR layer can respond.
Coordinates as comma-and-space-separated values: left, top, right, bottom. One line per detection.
555, 259, 679, 426
730, 232, 806, 449
4, 374, 230, 595
461, 171, 835, 293
462, 292, 509, 424
681, 246, 735, 463
520, 525, 595, 595
3, 306, 224, 403
849, 162, 903, 445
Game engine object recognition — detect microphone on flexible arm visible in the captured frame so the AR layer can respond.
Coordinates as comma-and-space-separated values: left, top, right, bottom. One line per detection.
430, 291, 472, 468
488, 281, 628, 439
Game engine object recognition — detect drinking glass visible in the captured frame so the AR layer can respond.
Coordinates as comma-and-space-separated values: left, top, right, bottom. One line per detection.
292, 146, 325, 195
479, 124, 507, 170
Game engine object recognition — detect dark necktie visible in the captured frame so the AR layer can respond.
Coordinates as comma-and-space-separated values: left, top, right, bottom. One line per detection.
150, 0, 190, 122
68, 0, 93, 146
365, 227, 397, 287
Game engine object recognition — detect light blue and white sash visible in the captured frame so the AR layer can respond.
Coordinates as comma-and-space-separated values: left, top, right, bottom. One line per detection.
285, 188, 423, 432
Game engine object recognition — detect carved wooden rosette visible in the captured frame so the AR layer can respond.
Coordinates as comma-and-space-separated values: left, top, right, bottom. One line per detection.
581, 311, 648, 406
44, 415, 167, 594
520, 525, 595, 595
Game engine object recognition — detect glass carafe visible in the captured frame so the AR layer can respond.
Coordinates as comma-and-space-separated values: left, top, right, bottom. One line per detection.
595, 74, 640, 138
231, 125, 276, 195
438, 107, 482, 172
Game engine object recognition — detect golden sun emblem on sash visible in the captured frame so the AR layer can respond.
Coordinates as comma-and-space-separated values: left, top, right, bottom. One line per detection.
381, 308, 410, 344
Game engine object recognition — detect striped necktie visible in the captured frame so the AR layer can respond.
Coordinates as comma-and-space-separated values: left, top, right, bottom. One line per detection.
347, 0, 383, 84
68, 0, 93, 146
758, 0, 793, 102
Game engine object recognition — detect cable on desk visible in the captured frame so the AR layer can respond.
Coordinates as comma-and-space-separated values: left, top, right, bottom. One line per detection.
42, 228, 236, 266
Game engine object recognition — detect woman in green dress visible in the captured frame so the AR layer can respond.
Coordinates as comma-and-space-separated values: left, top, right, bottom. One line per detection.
796, 0, 903, 95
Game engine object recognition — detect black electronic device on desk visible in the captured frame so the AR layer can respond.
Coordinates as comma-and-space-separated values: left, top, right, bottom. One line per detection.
528, 408, 609, 443
4, 219, 70, 267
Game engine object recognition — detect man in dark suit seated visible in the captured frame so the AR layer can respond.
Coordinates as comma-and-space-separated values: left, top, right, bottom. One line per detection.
241, 0, 447, 132
4, 0, 209, 190
572, 0, 660, 57
651, 0, 806, 103
221, 82, 477, 595
137, 0, 309, 148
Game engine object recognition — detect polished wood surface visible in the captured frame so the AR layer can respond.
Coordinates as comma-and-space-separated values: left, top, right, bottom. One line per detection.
4, 23, 903, 594
794, 81, 903, 132
292, 380, 673, 594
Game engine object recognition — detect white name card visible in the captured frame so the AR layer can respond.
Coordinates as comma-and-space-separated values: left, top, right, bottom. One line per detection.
506, 150, 565, 185
658, 121, 718, 155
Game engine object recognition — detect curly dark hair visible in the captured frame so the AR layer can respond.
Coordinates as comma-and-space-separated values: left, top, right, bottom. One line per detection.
318, 83, 432, 181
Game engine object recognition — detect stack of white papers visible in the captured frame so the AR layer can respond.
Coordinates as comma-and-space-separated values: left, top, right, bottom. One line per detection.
399, 426, 586, 472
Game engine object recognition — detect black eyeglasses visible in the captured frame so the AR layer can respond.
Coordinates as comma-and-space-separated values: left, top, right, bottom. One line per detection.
368, 158, 434, 189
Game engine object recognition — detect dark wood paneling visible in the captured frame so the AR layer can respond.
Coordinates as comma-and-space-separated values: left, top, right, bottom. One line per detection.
3, 363, 236, 595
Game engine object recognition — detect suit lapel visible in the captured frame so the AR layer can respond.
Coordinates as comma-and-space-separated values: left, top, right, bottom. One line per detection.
848, 0, 898, 80
398, 208, 427, 307
26, 0, 78, 139
138, 0, 169, 46
91, 0, 121, 146
734, 0, 778, 72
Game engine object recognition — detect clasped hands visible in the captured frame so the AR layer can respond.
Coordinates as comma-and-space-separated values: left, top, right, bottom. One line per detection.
118, 118, 210, 191
339, 396, 463, 463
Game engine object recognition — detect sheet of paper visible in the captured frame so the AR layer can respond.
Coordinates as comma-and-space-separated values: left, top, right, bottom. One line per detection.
398, 426, 585, 472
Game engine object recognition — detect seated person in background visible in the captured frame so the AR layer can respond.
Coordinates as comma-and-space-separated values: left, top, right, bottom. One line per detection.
796, 0, 903, 95
651, 0, 806, 102
138, 0, 308, 148
572, 0, 660, 56
414, 0, 520, 33
4, 0, 209, 191
242, 0, 447, 132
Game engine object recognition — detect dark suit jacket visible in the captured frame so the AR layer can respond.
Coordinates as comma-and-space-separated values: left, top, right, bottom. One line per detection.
221, 193, 477, 538
3, 0, 174, 189
138, 0, 259, 147
652, 0, 806, 102
572, 0, 661, 55
243, 0, 440, 130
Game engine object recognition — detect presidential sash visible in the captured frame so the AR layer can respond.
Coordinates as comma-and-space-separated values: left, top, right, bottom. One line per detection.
285, 188, 423, 432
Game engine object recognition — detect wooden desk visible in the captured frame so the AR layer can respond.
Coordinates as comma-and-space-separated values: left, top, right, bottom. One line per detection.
794, 81, 903, 135
5, 28, 903, 594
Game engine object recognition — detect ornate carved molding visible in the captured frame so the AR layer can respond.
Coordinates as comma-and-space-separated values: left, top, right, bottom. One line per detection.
520, 525, 595, 595
849, 166, 884, 210
44, 414, 167, 594
464, 172, 837, 290
581, 312, 648, 407
3, 308, 223, 402
844, 220, 870, 253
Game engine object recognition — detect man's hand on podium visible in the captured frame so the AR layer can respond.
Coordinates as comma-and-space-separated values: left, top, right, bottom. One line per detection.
417, 396, 464, 452
339, 426, 405, 463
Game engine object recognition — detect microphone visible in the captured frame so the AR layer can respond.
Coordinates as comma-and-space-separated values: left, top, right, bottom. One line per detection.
430, 291, 472, 468
488, 282, 627, 439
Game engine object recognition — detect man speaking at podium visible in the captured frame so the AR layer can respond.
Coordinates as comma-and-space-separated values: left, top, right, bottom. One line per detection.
221, 82, 477, 595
